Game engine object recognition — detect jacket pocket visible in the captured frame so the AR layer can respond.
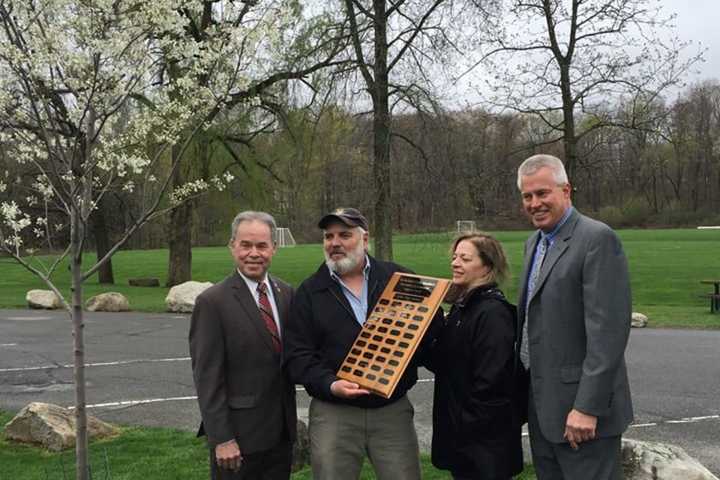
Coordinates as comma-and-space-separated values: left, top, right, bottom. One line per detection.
228, 394, 258, 409
560, 365, 582, 384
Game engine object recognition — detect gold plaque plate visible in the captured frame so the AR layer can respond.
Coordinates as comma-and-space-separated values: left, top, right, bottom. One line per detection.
337, 273, 450, 398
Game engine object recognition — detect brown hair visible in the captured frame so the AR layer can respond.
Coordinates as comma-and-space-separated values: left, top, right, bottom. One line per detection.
448, 232, 510, 300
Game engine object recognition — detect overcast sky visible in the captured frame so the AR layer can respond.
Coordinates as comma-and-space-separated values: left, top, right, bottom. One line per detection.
667, 0, 718, 85
440, 0, 718, 109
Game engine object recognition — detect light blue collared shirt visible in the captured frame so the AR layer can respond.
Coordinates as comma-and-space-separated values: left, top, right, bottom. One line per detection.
329, 256, 371, 325
541, 206, 574, 248
525, 206, 574, 301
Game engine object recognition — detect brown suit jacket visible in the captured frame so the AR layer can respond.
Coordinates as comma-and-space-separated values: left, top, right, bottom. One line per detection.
189, 271, 297, 453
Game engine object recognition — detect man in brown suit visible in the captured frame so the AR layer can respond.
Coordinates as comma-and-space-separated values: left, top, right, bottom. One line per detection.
190, 211, 296, 480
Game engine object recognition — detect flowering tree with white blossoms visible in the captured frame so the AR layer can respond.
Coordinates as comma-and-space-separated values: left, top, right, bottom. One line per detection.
0, 1, 345, 478
142, 1, 349, 287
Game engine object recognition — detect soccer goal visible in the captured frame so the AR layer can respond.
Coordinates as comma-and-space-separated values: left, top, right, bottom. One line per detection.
456, 220, 477, 233
276, 227, 296, 247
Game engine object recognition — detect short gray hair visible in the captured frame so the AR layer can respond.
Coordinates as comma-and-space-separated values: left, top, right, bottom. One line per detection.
230, 211, 277, 243
517, 154, 569, 190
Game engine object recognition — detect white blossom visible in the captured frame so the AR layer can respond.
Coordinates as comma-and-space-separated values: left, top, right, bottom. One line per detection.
33, 176, 55, 199
0, 0, 329, 259
4, 235, 23, 249
1, 201, 32, 252
170, 179, 212, 204
1, 201, 31, 232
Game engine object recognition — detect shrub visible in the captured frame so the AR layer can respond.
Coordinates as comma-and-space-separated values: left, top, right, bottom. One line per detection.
619, 197, 653, 227
595, 205, 624, 228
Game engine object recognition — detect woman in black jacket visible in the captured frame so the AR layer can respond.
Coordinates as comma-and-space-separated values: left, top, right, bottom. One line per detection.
427, 232, 524, 480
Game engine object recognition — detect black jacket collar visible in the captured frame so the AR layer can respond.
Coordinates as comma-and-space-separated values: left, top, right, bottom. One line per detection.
454, 283, 505, 308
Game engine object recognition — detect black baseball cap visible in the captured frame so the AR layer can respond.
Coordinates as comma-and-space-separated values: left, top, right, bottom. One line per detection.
318, 208, 369, 231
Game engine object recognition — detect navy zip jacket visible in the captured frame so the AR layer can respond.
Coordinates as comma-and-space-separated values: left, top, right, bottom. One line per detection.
283, 255, 439, 408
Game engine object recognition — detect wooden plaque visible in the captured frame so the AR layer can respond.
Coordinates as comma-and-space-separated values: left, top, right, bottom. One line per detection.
336, 273, 451, 398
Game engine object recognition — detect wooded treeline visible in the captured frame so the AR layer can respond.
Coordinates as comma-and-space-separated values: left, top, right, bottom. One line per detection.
14, 78, 713, 251
1, 0, 714, 287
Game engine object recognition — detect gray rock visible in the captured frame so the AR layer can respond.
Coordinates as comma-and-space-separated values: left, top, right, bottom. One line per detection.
631, 312, 648, 328
128, 277, 160, 287
26, 289, 62, 310
622, 438, 719, 480
86, 292, 130, 312
292, 419, 310, 472
165, 281, 213, 313
4, 402, 118, 451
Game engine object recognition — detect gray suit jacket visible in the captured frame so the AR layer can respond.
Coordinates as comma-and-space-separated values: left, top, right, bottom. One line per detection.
517, 209, 633, 443
189, 272, 297, 453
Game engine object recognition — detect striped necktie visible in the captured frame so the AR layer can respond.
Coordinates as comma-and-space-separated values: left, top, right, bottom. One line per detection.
257, 283, 281, 353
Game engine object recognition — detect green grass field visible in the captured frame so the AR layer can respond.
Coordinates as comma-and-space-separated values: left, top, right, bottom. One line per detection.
0, 411, 535, 480
1, 228, 719, 328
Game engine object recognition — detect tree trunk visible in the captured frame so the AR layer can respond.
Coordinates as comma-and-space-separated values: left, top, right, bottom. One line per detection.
72, 104, 97, 480
166, 202, 193, 287
166, 144, 193, 287
91, 198, 114, 284
71, 208, 89, 480
559, 63, 578, 179
371, 0, 393, 261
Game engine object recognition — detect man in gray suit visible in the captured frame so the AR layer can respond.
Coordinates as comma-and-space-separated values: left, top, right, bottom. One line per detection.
516, 154, 633, 480
190, 211, 296, 480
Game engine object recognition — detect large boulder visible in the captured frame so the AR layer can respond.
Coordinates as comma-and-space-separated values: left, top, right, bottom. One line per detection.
165, 281, 213, 313
622, 438, 719, 480
86, 292, 130, 312
292, 419, 310, 472
631, 312, 648, 328
4, 402, 118, 451
26, 290, 62, 310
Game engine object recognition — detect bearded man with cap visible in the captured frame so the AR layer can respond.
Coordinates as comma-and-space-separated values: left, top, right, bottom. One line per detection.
283, 207, 439, 480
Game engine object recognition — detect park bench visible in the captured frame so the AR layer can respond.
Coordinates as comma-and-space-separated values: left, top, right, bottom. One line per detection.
699, 280, 720, 314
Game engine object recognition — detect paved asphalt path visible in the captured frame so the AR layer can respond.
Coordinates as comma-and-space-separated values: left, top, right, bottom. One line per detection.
1, 309, 718, 474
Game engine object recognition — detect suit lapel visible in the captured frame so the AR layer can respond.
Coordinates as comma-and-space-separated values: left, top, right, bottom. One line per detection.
230, 272, 275, 352
269, 275, 287, 328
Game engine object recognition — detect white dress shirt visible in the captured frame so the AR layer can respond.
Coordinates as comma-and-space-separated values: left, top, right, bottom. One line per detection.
237, 270, 282, 336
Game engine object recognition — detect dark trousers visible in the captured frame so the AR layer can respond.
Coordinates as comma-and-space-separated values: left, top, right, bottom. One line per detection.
209, 440, 292, 480
528, 390, 622, 480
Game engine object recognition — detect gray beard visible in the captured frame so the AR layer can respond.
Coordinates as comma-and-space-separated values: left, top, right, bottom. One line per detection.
325, 242, 365, 275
